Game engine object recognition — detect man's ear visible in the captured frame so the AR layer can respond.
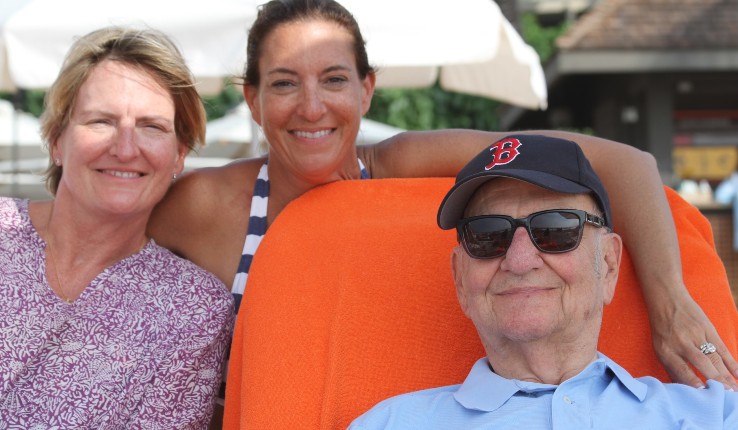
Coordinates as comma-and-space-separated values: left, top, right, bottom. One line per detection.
451, 245, 471, 317
601, 232, 622, 305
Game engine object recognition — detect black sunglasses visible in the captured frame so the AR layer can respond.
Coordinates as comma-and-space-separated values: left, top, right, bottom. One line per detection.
456, 209, 607, 259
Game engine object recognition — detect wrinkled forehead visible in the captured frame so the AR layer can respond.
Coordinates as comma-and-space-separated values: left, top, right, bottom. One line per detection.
464, 178, 599, 218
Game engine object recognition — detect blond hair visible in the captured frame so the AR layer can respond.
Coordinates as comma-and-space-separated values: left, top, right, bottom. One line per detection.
40, 26, 206, 195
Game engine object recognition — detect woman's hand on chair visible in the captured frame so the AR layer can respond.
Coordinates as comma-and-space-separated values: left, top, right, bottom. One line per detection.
649, 289, 738, 391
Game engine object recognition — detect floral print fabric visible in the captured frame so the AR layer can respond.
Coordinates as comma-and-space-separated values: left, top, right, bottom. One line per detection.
0, 198, 234, 429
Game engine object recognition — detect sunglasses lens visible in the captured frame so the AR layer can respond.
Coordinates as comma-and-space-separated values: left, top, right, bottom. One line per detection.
529, 211, 582, 252
462, 217, 513, 258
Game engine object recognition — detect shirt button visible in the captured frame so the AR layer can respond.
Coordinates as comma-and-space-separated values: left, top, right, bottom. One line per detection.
563, 395, 573, 404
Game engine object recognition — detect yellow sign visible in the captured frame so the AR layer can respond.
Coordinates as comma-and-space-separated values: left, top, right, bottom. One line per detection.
673, 146, 737, 180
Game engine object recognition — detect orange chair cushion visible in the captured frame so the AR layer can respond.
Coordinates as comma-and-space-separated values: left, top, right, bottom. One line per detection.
224, 178, 738, 430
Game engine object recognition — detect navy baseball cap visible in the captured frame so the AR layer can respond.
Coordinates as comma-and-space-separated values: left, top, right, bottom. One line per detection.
437, 134, 613, 230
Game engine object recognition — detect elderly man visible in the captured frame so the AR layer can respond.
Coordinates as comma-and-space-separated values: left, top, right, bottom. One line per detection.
348, 134, 737, 429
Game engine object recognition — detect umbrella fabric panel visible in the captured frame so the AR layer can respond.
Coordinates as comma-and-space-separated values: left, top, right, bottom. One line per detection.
340, 0, 548, 109
2, 0, 547, 109
3, 0, 254, 93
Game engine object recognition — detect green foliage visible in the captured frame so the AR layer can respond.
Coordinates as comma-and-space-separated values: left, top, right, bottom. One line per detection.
2, 83, 243, 120
0, 90, 46, 117
366, 84, 499, 131
520, 13, 570, 63
202, 82, 244, 120
23, 90, 46, 117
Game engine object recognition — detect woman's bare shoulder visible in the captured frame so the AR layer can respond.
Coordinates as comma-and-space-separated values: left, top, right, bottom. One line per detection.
147, 157, 267, 286
148, 158, 265, 251
179, 158, 264, 205
182, 158, 264, 196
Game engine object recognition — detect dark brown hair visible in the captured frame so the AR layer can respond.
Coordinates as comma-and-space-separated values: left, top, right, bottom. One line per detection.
243, 0, 375, 86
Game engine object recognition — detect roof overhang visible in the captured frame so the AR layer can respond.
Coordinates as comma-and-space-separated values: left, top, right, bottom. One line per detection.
499, 48, 738, 129
554, 49, 738, 74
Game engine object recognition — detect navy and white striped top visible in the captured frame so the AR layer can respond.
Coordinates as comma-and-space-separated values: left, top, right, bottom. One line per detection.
231, 159, 370, 312
216, 159, 370, 406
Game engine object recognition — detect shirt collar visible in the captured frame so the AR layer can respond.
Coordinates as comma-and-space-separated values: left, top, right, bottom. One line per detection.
597, 352, 648, 401
453, 353, 648, 412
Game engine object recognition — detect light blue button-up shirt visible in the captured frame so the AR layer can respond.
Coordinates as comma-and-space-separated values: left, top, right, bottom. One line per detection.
348, 353, 737, 429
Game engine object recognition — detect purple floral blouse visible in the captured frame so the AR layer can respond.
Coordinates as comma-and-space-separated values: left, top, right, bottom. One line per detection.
0, 198, 235, 429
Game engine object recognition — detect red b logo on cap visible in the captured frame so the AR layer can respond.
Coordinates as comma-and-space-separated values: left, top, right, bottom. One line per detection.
485, 138, 522, 170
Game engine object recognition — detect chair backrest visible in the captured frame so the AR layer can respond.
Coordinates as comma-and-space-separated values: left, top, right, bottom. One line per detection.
224, 177, 738, 430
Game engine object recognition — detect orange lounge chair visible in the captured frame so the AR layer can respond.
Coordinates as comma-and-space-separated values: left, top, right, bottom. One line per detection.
224, 178, 738, 429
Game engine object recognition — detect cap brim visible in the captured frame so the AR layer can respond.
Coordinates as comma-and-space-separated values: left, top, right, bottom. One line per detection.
437, 170, 592, 229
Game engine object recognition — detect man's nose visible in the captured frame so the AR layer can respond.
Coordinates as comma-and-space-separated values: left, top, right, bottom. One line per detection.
498, 226, 543, 274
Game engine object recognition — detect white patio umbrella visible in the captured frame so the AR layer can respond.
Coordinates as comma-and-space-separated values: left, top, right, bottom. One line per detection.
2, 0, 546, 109
340, 0, 548, 110
0, 0, 27, 92
2, 0, 254, 94
202, 102, 261, 159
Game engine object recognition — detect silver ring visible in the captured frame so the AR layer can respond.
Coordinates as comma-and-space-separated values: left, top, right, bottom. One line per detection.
700, 342, 717, 355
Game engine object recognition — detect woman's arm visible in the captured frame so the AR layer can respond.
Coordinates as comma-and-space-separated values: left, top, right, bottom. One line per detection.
147, 160, 260, 289
367, 129, 738, 389
560, 132, 738, 390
